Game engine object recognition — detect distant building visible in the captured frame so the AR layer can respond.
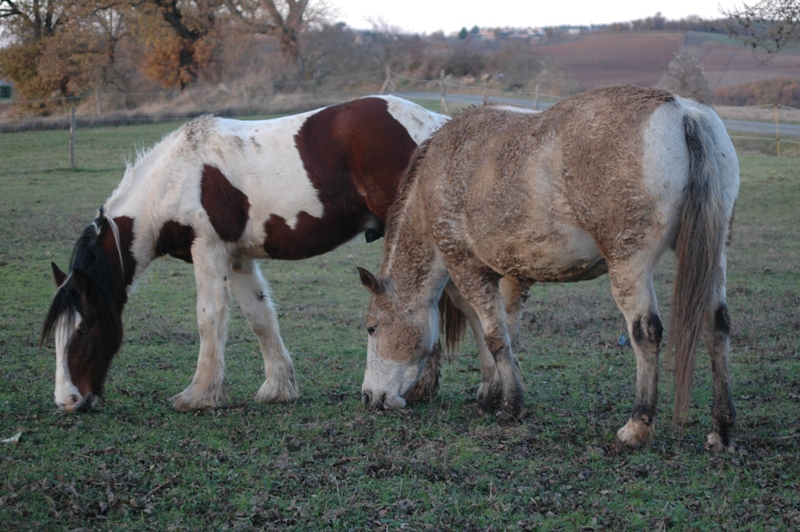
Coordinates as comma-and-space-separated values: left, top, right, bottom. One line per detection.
0, 79, 12, 100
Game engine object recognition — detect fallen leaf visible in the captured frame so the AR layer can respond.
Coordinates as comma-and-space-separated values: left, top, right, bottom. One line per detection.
2, 432, 22, 444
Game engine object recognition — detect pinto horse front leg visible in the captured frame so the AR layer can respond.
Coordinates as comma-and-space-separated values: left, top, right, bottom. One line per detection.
229, 261, 299, 404
171, 242, 231, 411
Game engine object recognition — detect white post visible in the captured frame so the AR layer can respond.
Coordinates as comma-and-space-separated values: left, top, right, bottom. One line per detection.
69, 107, 76, 170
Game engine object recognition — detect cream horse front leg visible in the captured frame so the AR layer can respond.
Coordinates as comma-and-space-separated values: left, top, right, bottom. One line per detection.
445, 277, 527, 406
445, 255, 525, 422
229, 260, 298, 403
171, 239, 231, 411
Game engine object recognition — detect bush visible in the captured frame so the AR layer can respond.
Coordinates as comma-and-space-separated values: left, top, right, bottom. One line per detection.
715, 78, 800, 107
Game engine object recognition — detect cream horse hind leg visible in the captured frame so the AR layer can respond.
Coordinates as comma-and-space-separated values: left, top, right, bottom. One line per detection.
229, 260, 299, 403
608, 248, 665, 449
701, 256, 736, 453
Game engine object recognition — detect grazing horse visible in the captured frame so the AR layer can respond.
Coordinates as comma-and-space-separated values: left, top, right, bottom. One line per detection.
357, 85, 739, 451
41, 95, 448, 413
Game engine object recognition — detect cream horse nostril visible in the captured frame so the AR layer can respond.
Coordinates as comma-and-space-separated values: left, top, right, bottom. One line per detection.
362, 391, 372, 406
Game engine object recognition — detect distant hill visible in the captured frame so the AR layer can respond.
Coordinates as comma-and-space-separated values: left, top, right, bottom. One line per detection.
532, 31, 800, 91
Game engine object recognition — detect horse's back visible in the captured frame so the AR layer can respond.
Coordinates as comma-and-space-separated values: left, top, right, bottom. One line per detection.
417, 86, 729, 280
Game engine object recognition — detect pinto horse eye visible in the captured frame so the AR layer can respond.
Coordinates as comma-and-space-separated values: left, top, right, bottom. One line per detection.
367, 325, 377, 336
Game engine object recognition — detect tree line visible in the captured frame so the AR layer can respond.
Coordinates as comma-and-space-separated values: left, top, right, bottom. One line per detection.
1, 1, 798, 115
0, 0, 319, 112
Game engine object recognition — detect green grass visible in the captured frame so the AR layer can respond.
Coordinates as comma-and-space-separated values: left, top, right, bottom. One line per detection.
1, 120, 799, 530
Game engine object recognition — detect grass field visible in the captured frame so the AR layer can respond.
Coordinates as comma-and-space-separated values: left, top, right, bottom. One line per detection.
1, 113, 798, 530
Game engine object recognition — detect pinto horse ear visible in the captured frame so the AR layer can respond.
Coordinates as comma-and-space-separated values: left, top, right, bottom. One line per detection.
51, 262, 68, 288
357, 267, 383, 295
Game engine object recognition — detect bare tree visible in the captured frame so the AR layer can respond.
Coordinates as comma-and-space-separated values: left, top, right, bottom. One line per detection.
223, 0, 335, 80
127, 0, 222, 89
0, 0, 70, 39
724, 0, 800, 62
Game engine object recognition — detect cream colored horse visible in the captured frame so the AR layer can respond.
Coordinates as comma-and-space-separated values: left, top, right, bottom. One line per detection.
358, 85, 739, 451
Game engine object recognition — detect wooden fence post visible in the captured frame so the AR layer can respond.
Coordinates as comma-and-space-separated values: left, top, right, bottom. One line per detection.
775, 103, 781, 158
439, 70, 449, 114
380, 65, 395, 95
534, 83, 540, 110
69, 107, 76, 170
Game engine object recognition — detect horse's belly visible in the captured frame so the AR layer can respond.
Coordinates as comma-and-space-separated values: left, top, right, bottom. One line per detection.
483, 226, 608, 283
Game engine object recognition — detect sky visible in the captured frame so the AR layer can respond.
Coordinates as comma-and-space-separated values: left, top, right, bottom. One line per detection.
331, 1, 740, 35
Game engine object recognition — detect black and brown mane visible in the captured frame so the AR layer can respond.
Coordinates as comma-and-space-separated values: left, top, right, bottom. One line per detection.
41, 212, 125, 399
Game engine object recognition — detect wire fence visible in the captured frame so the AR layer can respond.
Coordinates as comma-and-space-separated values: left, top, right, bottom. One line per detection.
2, 69, 799, 174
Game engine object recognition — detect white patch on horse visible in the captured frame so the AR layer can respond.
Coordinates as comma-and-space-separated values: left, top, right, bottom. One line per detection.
385, 95, 449, 143
210, 116, 325, 244
362, 336, 419, 408
54, 310, 83, 411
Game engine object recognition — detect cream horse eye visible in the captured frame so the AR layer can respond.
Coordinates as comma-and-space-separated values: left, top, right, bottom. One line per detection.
367, 325, 377, 336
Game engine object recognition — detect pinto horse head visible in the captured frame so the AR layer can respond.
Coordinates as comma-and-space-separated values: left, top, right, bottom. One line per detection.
357, 267, 443, 410
41, 209, 132, 412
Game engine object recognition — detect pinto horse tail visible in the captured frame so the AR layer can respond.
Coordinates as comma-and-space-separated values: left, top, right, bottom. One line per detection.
438, 292, 468, 361
669, 108, 733, 426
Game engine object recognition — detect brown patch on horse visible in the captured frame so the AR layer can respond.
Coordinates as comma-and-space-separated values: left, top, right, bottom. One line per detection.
156, 220, 196, 263
200, 164, 250, 242
294, 97, 418, 222
262, 98, 422, 258
263, 211, 365, 260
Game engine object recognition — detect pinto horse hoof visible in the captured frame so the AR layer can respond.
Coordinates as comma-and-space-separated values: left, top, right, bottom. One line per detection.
255, 378, 299, 403
170, 387, 225, 412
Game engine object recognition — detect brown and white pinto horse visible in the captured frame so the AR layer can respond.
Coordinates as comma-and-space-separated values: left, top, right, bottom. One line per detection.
358, 86, 739, 451
41, 95, 448, 413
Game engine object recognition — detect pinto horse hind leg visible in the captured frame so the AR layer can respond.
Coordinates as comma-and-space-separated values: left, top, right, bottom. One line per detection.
229, 261, 299, 403
609, 261, 663, 449
702, 262, 736, 453
171, 241, 231, 411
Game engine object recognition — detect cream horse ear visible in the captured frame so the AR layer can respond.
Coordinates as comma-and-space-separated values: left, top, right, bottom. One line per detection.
356, 267, 382, 295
